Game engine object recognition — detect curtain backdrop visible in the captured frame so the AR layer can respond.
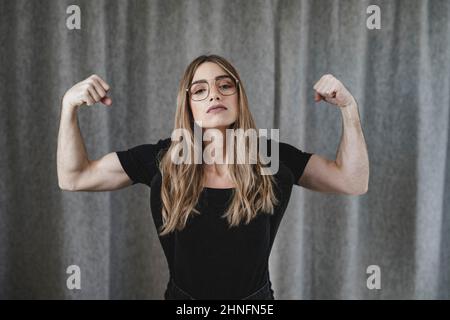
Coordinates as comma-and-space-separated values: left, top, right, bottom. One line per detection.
1, 0, 449, 299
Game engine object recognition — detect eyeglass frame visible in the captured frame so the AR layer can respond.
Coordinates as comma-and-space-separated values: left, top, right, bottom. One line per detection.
185, 74, 240, 101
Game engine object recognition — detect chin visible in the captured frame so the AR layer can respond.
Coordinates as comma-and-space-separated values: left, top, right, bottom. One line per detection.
198, 118, 236, 129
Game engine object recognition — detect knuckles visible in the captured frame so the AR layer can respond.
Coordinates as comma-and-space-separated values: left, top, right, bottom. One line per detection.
82, 83, 93, 91
321, 74, 340, 84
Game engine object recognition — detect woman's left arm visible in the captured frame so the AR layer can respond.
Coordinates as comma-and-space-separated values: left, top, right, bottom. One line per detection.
298, 74, 370, 195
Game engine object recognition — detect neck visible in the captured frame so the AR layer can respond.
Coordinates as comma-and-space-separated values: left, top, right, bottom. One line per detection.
202, 126, 229, 170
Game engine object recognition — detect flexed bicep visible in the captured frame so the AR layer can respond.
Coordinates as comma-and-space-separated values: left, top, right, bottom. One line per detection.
298, 154, 357, 195
68, 152, 134, 192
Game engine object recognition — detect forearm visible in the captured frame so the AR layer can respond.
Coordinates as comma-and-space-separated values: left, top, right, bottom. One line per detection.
56, 103, 90, 187
335, 99, 369, 193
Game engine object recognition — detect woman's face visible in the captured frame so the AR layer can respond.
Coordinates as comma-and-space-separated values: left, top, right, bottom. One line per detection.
188, 62, 239, 130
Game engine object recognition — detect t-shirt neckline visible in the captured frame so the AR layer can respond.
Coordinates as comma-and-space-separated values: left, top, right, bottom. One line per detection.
203, 186, 235, 191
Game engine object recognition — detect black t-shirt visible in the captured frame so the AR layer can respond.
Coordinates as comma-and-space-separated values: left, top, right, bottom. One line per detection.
116, 137, 313, 299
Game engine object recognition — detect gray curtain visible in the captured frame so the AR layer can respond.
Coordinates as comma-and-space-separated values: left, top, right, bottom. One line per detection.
1, 0, 449, 299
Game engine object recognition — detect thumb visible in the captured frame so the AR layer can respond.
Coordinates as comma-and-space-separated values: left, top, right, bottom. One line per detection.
314, 91, 323, 102
101, 96, 112, 106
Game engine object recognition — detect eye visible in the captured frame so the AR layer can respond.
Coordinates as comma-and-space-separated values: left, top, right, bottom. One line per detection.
194, 89, 206, 94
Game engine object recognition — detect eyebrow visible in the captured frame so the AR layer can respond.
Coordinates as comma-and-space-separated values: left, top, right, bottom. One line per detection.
190, 74, 232, 85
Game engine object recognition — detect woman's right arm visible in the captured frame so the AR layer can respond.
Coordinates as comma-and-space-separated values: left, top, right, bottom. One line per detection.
57, 74, 133, 192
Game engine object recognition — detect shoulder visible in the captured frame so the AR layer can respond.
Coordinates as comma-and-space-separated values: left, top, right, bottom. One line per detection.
115, 137, 172, 186
262, 137, 310, 158
141, 137, 171, 149
126, 137, 171, 156
115, 137, 172, 169
262, 137, 313, 185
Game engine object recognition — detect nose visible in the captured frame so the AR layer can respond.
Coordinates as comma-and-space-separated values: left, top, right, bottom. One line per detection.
209, 82, 221, 101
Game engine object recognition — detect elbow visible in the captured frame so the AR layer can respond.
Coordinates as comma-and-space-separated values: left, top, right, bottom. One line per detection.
57, 166, 82, 191
345, 177, 369, 196
339, 165, 369, 196
58, 177, 78, 191
345, 187, 367, 196
58, 181, 76, 191
350, 185, 368, 196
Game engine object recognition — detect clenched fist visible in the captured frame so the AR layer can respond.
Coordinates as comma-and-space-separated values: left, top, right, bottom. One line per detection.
313, 74, 355, 108
62, 74, 112, 109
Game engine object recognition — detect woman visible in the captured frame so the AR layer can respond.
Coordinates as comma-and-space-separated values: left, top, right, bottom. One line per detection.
57, 54, 369, 300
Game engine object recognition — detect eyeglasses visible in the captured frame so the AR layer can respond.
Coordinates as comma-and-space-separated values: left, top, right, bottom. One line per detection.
186, 75, 239, 101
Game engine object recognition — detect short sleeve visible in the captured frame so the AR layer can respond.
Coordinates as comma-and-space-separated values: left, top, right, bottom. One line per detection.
116, 137, 171, 187
278, 141, 313, 185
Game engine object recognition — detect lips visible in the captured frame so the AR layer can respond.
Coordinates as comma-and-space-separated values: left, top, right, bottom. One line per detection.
207, 104, 228, 113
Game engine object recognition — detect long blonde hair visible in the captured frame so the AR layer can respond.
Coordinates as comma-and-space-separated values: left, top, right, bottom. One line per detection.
157, 54, 279, 236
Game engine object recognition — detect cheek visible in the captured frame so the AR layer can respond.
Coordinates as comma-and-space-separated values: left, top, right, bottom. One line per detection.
190, 102, 204, 120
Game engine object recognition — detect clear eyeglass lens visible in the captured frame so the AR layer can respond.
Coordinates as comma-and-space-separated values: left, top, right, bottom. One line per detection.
190, 77, 237, 101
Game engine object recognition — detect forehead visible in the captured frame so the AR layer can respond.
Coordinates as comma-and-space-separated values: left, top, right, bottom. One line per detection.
192, 62, 228, 81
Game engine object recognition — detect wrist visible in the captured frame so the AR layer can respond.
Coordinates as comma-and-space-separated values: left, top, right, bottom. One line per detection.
341, 96, 357, 108
61, 99, 79, 112
61, 101, 80, 119
340, 99, 360, 123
